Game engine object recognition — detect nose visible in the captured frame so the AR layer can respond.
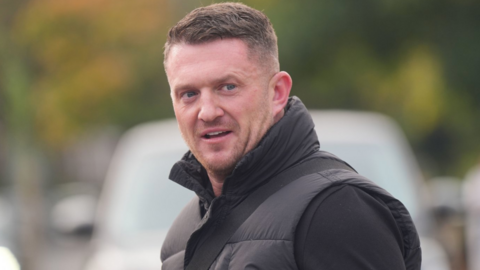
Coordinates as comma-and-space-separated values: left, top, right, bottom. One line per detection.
198, 93, 224, 122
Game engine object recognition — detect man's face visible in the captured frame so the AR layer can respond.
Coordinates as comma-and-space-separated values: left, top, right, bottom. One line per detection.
166, 39, 275, 178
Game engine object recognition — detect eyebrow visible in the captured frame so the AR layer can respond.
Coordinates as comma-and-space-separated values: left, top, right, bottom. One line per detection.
173, 83, 197, 93
212, 74, 242, 85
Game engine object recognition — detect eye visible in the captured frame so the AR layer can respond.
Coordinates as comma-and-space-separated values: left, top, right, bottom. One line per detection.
182, 91, 198, 99
223, 84, 236, 91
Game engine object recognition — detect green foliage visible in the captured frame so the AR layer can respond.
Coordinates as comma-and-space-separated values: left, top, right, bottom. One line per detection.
1, 0, 479, 175
256, 0, 480, 176
7, 0, 174, 147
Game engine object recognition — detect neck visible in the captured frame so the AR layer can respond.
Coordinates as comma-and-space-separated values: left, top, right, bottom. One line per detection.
208, 173, 226, 197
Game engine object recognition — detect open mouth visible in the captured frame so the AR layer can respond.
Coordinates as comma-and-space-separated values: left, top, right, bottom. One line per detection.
203, 131, 231, 139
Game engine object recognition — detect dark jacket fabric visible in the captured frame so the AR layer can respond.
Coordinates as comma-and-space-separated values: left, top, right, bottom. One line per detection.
161, 97, 421, 270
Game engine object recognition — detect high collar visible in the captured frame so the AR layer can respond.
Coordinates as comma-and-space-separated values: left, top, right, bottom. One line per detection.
169, 97, 320, 204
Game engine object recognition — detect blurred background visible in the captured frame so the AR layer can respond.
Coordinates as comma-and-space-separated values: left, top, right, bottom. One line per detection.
0, 0, 479, 269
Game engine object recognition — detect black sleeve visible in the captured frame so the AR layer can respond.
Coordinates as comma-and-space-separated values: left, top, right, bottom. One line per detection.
294, 184, 406, 270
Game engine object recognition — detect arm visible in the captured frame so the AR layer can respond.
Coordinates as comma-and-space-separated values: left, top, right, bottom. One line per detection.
295, 185, 407, 270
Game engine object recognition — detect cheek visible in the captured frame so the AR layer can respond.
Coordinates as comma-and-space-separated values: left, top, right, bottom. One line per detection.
174, 108, 195, 133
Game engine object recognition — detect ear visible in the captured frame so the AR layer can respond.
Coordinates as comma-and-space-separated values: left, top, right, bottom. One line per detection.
269, 71, 292, 123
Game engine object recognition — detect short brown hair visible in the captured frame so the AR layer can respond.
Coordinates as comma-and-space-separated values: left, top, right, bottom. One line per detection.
164, 2, 279, 72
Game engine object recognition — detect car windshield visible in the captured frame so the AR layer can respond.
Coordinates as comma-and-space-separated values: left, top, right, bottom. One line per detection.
322, 142, 419, 218
105, 150, 194, 240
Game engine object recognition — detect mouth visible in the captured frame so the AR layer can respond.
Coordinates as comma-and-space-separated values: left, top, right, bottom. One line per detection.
203, 131, 231, 139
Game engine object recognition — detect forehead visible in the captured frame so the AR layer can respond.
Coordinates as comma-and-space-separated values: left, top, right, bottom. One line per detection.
166, 39, 261, 84
167, 39, 253, 66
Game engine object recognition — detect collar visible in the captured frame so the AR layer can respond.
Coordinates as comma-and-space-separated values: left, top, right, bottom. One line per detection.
169, 96, 320, 204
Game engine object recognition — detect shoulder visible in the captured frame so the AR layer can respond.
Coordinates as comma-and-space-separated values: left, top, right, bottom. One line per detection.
294, 184, 417, 270
302, 184, 403, 234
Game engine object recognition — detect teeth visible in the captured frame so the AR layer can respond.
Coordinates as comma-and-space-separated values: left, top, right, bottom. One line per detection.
207, 131, 224, 136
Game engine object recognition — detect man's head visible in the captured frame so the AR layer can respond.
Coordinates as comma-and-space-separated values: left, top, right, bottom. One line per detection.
164, 3, 292, 188
164, 2, 279, 74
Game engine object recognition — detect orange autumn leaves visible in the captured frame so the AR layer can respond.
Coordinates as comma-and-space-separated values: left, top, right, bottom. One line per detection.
12, 0, 170, 146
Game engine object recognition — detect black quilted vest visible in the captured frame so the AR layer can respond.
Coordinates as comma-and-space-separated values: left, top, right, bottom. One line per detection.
161, 97, 421, 270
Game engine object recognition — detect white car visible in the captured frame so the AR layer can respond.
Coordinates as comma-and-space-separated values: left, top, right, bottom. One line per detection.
0, 246, 20, 270
82, 110, 450, 270
463, 165, 480, 270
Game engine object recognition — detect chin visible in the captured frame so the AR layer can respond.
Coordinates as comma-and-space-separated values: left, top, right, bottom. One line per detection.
201, 156, 239, 176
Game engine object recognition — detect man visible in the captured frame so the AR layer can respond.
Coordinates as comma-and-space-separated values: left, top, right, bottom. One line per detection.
161, 3, 421, 270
